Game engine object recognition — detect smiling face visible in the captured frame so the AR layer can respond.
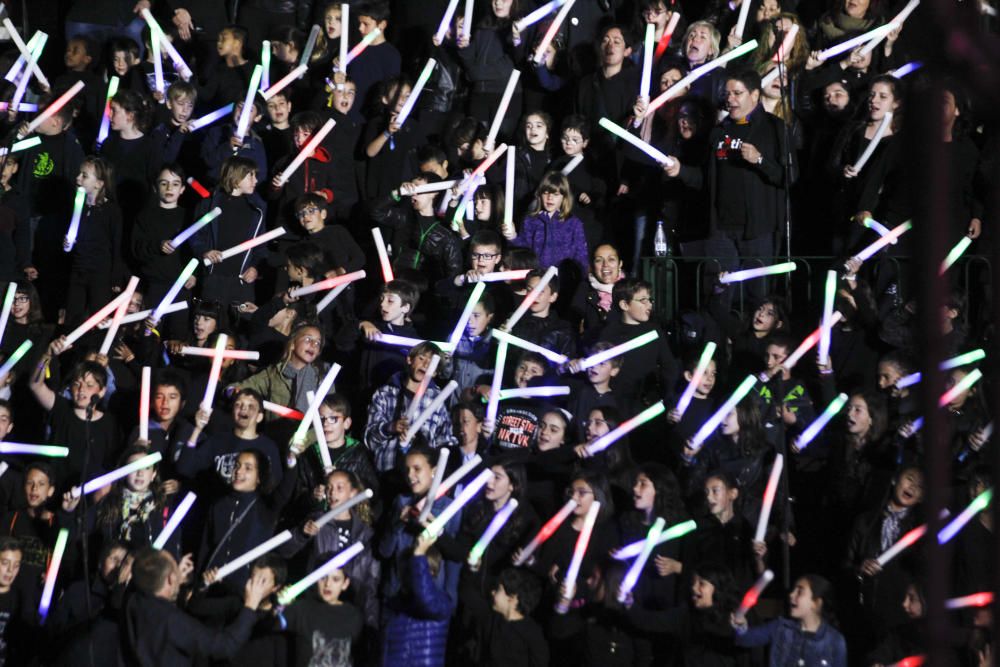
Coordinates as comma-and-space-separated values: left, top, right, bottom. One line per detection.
524, 114, 549, 150
633, 473, 655, 512
125, 452, 157, 493
231, 394, 264, 433
406, 452, 434, 496
536, 412, 566, 451
514, 359, 546, 389
691, 574, 715, 609
591, 245, 621, 285
231, 452, 261, 492
291, 327, 322, 365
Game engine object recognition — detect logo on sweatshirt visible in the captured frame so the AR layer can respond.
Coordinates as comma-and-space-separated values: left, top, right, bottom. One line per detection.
32, 152, 54, 178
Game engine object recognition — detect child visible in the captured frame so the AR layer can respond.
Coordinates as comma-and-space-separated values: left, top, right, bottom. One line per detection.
363, 77, 420, 200
268, 111, 337, 228
357, 279, 421, 392
292, 194, 366, 276
261, 89, 294, 172
732, 574, 848, 666
126, 370, 194, 465
513, 112, 554, 208
0, 463, 58, 587
0, 537, 29, 664
692, 472, 765, 589
757, 334, 815, 435
297, 395, 379, 497
666, 354, 718, 444
491, 351, 552, 451
551, 115, 606, 248
473, 569, 548, 666
452, 290, 497, 398
108, 38, 145, 93
64, 156, 125, 326
100, 89, 160, 225
512, 172, 588, 274
364, 342, 457, 473
508, 269, 575, 357
346, 1, 401, 117
149, 82, 201, 171
53, 36, 102, 145
198, 25, 254, 108
314, 77, 362, 220
567, 340, 622, 437
199, 99, 268, 186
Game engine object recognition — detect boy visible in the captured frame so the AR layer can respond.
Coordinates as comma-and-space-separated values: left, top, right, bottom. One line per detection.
293, 194, 366, 276
466, 568, 548, 667
149, 82, 201, 172
296, 394, 379, 500
280, 558, 364, 667
346, 1, 401, 117
491, 351, 551, 450
52, 36, 102, 146
358, 279, 421, 392
0, 464, 57, 589
314, 76, 362, 220
0, 537, 31, 665
365, 342, 457, 472
508, 269, 575, 357
198, 25, 254, 108
199, 99, 268, 186
268, 111, 337, 228
126, 370, 194, 467
453, 291, 497, 398
757, 334, 814, 434
261, 89, 294, 171
567, 341, 622, 439
552, 115, 605, 249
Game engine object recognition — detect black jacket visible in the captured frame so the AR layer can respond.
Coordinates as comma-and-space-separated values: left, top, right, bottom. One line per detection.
369, 196, 464, 284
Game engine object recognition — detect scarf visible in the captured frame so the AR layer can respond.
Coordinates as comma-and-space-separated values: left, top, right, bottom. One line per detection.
588, 272, 621, 312
818, 11, 877, 42
283, 363, 320, 413
119, 489, 157, 543
880, 505, 909, 552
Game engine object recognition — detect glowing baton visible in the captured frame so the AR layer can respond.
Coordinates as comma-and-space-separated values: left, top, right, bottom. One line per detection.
10, 34, 45, 118
734, 0, 753, 39
498, 386, 571, 400
4, 30, 38, 84
818, 269, 837, 365
262, 64, 308, 101
410, 179, 458, 194
761, 67, 781, 88
797, 393, 848, 451
579, 330, 659, 370
853, 221, 912, 262
345, 29, 381, 67
514, 499, 577, 565
493, 329, 568, 365
889, 657, 925, 667
486, 69, 521, 149
375, 334, 454, 351
406, 354, 442, 421
586, 402, 665, 455
940, 236, 972, 274
99, 275, 140, 355
0, 282, 15, 346
436, 455, 483, 500
676, 341, 717, 417
371, 227, 394, 282
720, 262, 797, 284
448, 284, 486, 348
863, 216, 896, 243
291, 363, 342, 445
200, 334, 228, 411
781, 313, 843, 371
515, 0, 567, 31
277, 118, 335, 186
612, 519, 698, 559
304, 389, 333, 471
943, 348, 986, 370
654, 12, 681, 60
277, 541, 364, 605
890, 61, 922, 78
852, 112, 892, 173
152, 492, 196, 549
480, 270, 530, 282
314, 489, 376, 528
150, 21, 164, 94
598, 117, 675, 166
64, 186, 87, 252
38, 528, 69, 622
451, 175, 483, 230
561, 154, 584, 175
462, 143, 509, 193
735, 570, 774, 621
617, 517, 665, 602
860, 0, 919, 54
188, 104, 234, 132
96, 76, 120, 145
772, 24, 799, 62
301, 25, 321, 67
1, 136, 41, 156
945, 592, 994, 609
140, 9, 193, 80
234, 65, 264, 142
180, 346, 260, 361
109, 300, 187, 328
0, 340, 32, 385
555, 499, 600, 614
0, 442, 68, 457
468, 499, 519, 568
204, 227, 285, 266
396, 58, 436, 128
691, 375, 758, 450
533, 0, 576, 65
137, 366, 152, 442
419, 448, 450, 522
262, 401, 304, 420
643, 40, 758, 118
435, 0, 462, 43
289, 270, 365, 297
461, 0, 475, 41
403, 380, 459, 445
78, 452, 162, 496
23, 80, 85, 138
170, 207, 223, 248
938, 487, 992, 544
261, 41, 271, 90
213, 530, 293, 582
422, 468, 494, 539
640, 24, 654, 99
63, 289, 133, 347
486, 341, 509, 425
939, 369, 982, 407
876, 523, 928, 566
503, 265, 558, 330
187, 177, 210, 198
316, 284, 349, 313
339, 4, 350, 71
754, 455, 784, 542
2, 21, 49, 89
816, 23, 895, 61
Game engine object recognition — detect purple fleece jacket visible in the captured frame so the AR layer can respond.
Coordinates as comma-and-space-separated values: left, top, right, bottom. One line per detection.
512, 211, 589, 272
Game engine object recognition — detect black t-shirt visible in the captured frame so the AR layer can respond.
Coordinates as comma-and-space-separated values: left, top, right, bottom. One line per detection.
493, 401, 542, 451
282, 597, 363, 667
714, 120, 755, 231
49, 396, 119, 490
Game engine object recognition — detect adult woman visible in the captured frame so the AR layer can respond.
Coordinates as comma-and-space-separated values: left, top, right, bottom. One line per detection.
571, 243, 625, 334
814, 0, 883, 50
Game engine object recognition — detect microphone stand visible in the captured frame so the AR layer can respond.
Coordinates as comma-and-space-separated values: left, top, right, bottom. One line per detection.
79, 395, 98, 667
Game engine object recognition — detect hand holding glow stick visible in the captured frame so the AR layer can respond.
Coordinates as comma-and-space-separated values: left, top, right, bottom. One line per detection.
99, 276, 140, 355
586, 403, 666, 455
486, 70, 520, 150
468, 499, 519, 568
314, 489, 376, 528
203, 227, 285, 266
734, 0, 754, 39
201, 334, 228, 410
690, 375, 758, 450
556, 500, 599, 614
372, 228, 394, 282
152, 492, 197, 549
860, 0, 919, 54
0, 340, 33, 385
64, 186, 87, 252
503, 265, 558, 330
277, 119, 336, 186
493, 329, 568, 365
754, 455, 784, 542
289, 270, 366, 297
396, 58, 436, 128
97, 76, 121, 145
945, 593, 994, 610
643, 41, 757, 118
403, 381, 459, 445
515, 499, 577, 565
213, 531, 293, 582
796, 393, 848, 451
64, 289, 134, 347
278, 542, 365, 605
818, 270, 837, 365
39, 529, 69, 622
599, 118, 676, 167
406, 354, 442, 421
422, 468, 494, 539
617, 517, 665, 602
419, 448, 450, 522
234, 65, 264, 142
735, 570, 774, 621
23, 81, 85, 138
719, 262, 796, 283
852, 112, 892, 172
852, 221, 912, 263
77, 452, 162, 496
940, 236, 972, 274
676, 342, 717, 417
151, 260, 200, 325
533, 0, 576, 65
579, 330, 659, 370
188, 105, 234, 132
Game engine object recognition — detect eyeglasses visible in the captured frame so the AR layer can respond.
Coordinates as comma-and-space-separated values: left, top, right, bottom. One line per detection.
632, 297, 655, 305
319, 415, 342, 424
300, 335, 322, 346
583, 418, 608, 428
565, 487, 594, 499
471, 252, 500, 261
12, 295, 28, 304
296, 206, 320, 220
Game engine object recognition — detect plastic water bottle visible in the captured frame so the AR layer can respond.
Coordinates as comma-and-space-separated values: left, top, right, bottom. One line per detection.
654, 220, 669, 257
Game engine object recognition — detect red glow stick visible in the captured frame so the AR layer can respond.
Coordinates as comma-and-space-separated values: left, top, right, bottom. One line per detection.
186, 177, 210, 198
514, 499, 577, 565
780, 313, 843, 371
735, 570, 774, 621
63, 288, 133, 347
654, 12, 681, 60
289, 270, 366, 298
945, 592, 994, 609
262, 401, 304, 420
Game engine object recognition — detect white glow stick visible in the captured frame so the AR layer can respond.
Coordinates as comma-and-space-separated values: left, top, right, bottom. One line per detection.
468, 499, 519, 567
579, 330, 659, 370
817, 23, 894, 61
188, 104, 234, 132
676, 341, 717, 417
406, 354, 442, 421
78, 452, 162, 495
781, 313, 843, 370
419, 448, 450, 522
940, 369, 983, 407
818, 270, 836, 366
423, 468, 494, 539
754, 455, 783, 542
515, 0, 567, 31
344, 29, 381, 67
435, 0, 462, 43
261, 41, 271, 90
339, 4, 350, 72
291, 363, 342, 445
2, 21, 49, 89
533, 0, 576, 65
460, 143, 509, 196
503, 265, 558, 330
371, 228, 394, 282
876, 524, 926, 567
289, 270, 366, 297
151, 23, 164, 94
940, 236, 973, 275
555, 499, 599, 613
213, 530, 293, 581
853, 221, 912, 262
140, 9, 193, 80
480, 269, 529, 282
11, 35, 45, 117
852, 112, 892, 172
586, 402, 666, 455
204, 227, 285, 266
171, 207, 222, 248
761, 67, 780, 88
277, 118, 335, 186
278, 541, 364, 605
719, 261, 797, 283
449, 282, 487, 347
598, 117, 676, 167
109, 300, 186, 328
486, 341, 509, 426
39, 528, 68, 622
0, 340, 31, 385
403, 380, 459, 445
889, 61, 922, 78
641, 24, 654, 99
643, 40, 758, 117
64, 186, 86, 252
515, 499, 577, 565
96, 76, 120, 145
436, 454, 482, 500
772, 24, 799, 62
99, 276, 139, 355
863, 217, 896, 243
396, 58, 436, 128
797, 393, 849, 450
23, 80, 85, 137
201, 334, 228, 411
734, 0, 754, 39
316, 284, 349, 313
561, 154, 584, 175
234, 65, 264, 142
0, 282, 16, 347
3, 31, 38, 84
504, 145, 516, 235
498, 386, 571, 400
860, 0, 919, 54
301, 25, 321, 67
735, 570, 774, 620
305, 389, 333, 471
0, 442, 67, 457
493, 329, 568, 365
486, 69, 520, 149
410, 179, 458, 194
262, 64, 308, 101
138, 366, 151, 442
461, 0, 475, 41
63, 289, 133, 347
180, 346, 259, 361
314, 489, 375, 528
152, 492, 196, 549
617, 517, 665, 602
691, 375, 758, 450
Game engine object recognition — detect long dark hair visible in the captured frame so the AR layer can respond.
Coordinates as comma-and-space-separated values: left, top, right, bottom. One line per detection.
797, 574, 839, 627
636, 462, 688, 524
97, 445, 166, 530
691, 562, 740, 627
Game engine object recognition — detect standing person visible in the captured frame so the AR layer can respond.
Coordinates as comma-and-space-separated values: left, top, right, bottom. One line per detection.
100, 89, 160, 227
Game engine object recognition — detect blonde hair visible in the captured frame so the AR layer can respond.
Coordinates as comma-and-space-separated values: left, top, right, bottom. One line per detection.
683, 21, 721, 61
752, 14, 810, 74
282, 322, 323, 365
530, 172, 574, 219
219, 156, 258, 195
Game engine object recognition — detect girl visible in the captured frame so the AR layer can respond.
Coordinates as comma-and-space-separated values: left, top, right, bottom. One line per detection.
101, 90, 159, 223
733, 574, 848, 666
459, 184, 509, 240
512, 172, 588, 274
575, 407, 636, 495
693, 472, 765, 588
190, 157, 268, 312
64, 156, 125, 327
513, 111, 554, 208
667, 355, 718, 444
708, 295, 789, 379
634, 1, 686, 62
452, 401, 488, 461
363, 77, 418, 200
0, 281, 52, 368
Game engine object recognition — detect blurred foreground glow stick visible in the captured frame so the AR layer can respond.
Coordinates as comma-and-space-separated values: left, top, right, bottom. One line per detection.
277, 119, 336, 186
617, 517, 665, 602
860, 0, 919, 54
890, 61, 923, 78
262, 65, 308, 100
39, 529, 69, 622
533, 0, 577, 65
612, 519, 698, 559
863, 217, 896, 243
461, 0, 474, 41
945, 592, 994, 609
290, 270, 366, 297
719, 261, 796, 283
493, 329, 567, 365
203, 227, 285, 265
0, 442, 68, 457
937, 487, 992, 544
200, 334, 228, 410
314, 489, 375, 528
214, 531, 293, 582
939, 369, 982, 407
152, 492, 196, 549
735, 570, 774, 621
396, 58, 436, 128
889, 656, 925, 667
406, 354, 442, 421
99, 276, 140, 355
515, 0, 567, 31
468, 499, 519, 568
818, 270, 837, 365
278, 542, 364, 605
422, 468, 494, 539
643, 40, 757, 117
339, 5, 349, 72
24, 81, 85, 137
754, 455, 783, 542
796, 393, 849, 450
676, 341, 717, 417
97, 76, 120, 145
781, 313, 843, 370
188, 105, 234, 132
514, 499, 577, 565
498, 386, 570, 400
503, 265, 558, 330
372, 228, 393, 282
655, 12, 682, 59
599, 117, 675, 166
403, 380, 459, 444
691, 376, 758, 450
301, 25, 321, 67
817, 23, 894, 61
449, 282, 486, 346
940, 236, 972, 274
586, 402, 665, 455
436, 455, 482, 499
555, 500, 599, 614
579, 330, 659, 370
79, 452, 162, 496
851, 112, 892, 172
171, 207, 223, 247
234, 65, 264, 142
139, 367, 151, 441
419, 448, 450, 522
64, 186, 87, 252
487, 70, 520, 149
140, 9, 193, 80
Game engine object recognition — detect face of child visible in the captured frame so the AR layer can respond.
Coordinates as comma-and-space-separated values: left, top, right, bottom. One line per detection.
167, 95, 195, 124
407, 350, 434, 383
585, 410, 611, 441
454, 408, 481, 445
232, 394, 263, 432
385, 83, 411, 115
893, 468, 924, 508
217, 30, 242, 57
492, 0, 514, 18
154, 384, 183, 423
492, 583, 516, 615
485, 465, 513, 502
237, 170, 258, 195
601, 28, 631, 67
560, 128, 588, 156
193, 314, 217, 341
586, 359, 618, 387
0, 407, 12, 441
689, 360, 717, 397
71, 372, 104, 410
524, 115, 548, 149
76, 163, 104, 199
332, 83, 357, 114
1, 158, 17, 187
24, 469, 54, 508
125, 453, 157, 492
406, 453, 434, 496
765, 344, 789, 374
536, 413, 566, 451
876, 361, 903, 391
266, 96, 292, 126
470, 244, 501, 273
380, 292, 410, 323
297, 204, 326, 233
514, 360, 545, 388
325, 471, 356, 507
293, 126, 312, 150
37, 114, 67, 137
292, 327, 322, 365
157, 171, 185, 205
691, 574, 716, 608
64, 40, 91, 70
318, 569, 349, 604
112, 51, 132, 76
526, 279, 557, 314
319, 406, 350, 444
474, 195, 492, 221
10, 292, 28, 321
100, 546, 126, 581
868, 82, 898, 121
568, 480, 596, 516
232, 452, 261, 491
704, 477, 736, 519
752, 302, 781, 333
620, 288, 653, 324
823, 83, 851, 114
540, 188, 564, 214
659, 67, 684, 93
233, 101, 261, 127
325, 7, 343, 38
633, 473, 655, 512
902, 585, 924, 619
0, 550, 21, 591
358, 15, 383, 37
466, 303, 493, 337
788, 578, 819, 620
756, 0, 781, 22
845, 396, 873, 436
721, 409, 739, 436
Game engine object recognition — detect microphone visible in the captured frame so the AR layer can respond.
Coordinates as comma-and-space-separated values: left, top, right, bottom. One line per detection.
86, 394, 100, 418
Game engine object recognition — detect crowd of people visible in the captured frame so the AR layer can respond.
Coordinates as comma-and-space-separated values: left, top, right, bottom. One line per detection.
0, 0, 994, 665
